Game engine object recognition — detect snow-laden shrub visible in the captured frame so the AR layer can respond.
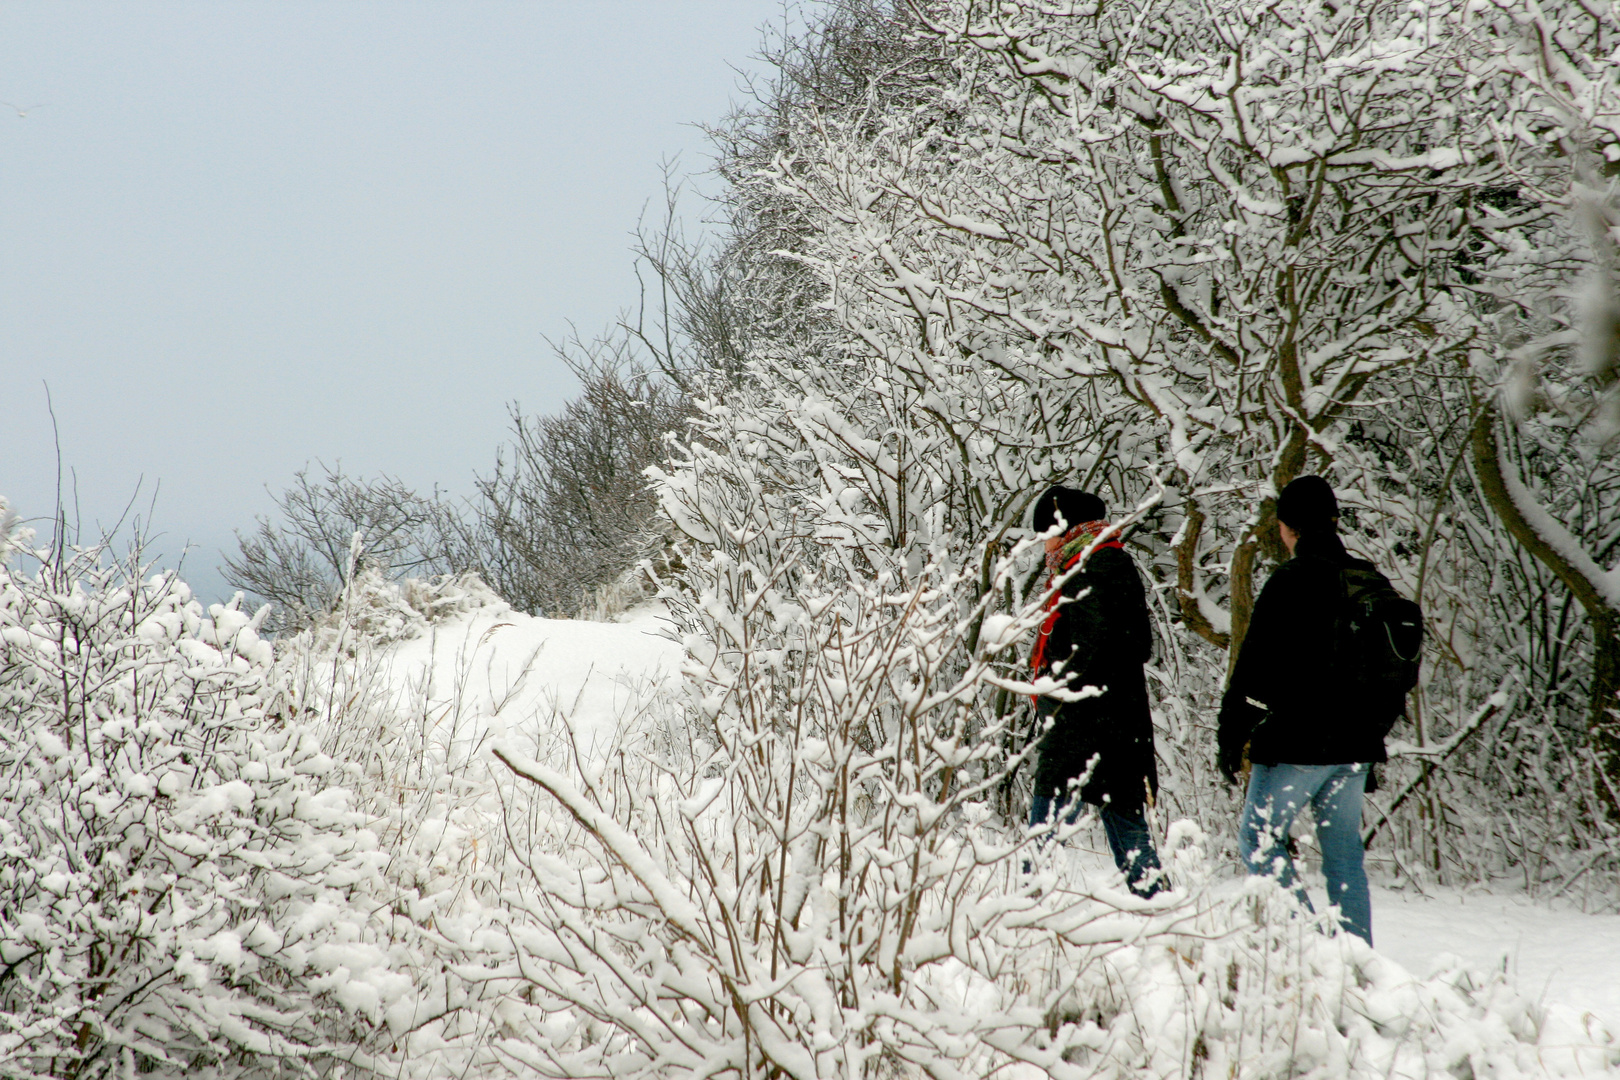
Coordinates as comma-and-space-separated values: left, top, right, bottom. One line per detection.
0, 535, 406, 1077
223, 463, 463, 635
469, 347, 692, 619
485, 690, 1618, 1080
1020, 835, 1620, 1079
270, 568, 521, 901
264, 568, 671, 1076
296, 564, 508, 649
486, 544, 1052, 1079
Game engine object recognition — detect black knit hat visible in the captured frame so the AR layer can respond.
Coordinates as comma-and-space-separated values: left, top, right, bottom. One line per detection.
1033, 486, 1106, 533
1275, 475, 1339, 534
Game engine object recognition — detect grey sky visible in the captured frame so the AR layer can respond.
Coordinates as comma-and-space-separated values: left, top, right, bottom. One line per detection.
2, 2, 780, 602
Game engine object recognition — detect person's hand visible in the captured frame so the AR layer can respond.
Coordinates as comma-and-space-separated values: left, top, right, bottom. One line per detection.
1216, 742, 1244, 786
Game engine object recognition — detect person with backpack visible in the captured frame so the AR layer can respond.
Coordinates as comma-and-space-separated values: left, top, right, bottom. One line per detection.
1026, 486, 1164, 898
1216, 476, 1422, 945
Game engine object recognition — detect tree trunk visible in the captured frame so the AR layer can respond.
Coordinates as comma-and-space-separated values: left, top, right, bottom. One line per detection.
1174, 503, 1231, 650
1471, 400, 1620, 820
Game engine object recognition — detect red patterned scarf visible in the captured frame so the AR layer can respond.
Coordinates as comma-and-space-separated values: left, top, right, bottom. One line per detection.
1029, 520, 1123, 679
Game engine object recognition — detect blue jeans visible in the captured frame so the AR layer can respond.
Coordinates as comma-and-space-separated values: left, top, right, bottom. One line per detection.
1239, 763, 1371, 944
1029, 794, 1165, 898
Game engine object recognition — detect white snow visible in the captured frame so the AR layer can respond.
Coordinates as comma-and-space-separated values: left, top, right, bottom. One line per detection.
378, 600, 684, 757
1374, 886, 1620, 1031
1038, 824, 1620, 1035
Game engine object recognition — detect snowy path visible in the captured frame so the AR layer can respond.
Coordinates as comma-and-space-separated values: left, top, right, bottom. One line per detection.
1375, 885, 1620, 1029
1048, 831, 1620, 1033
381, 601, 685, 756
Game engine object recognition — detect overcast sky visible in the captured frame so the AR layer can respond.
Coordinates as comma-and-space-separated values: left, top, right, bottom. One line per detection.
1, 1, 781, 603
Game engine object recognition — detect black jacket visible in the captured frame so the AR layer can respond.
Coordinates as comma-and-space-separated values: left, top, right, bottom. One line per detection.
1031, 544, 1158, 810
1217, 532, 1404, 766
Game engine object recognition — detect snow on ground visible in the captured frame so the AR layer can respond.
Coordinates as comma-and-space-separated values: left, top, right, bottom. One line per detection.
379, 600, 684, 759
1043, 827, 1620, 1039
1374, 885, 1620, 1031
372, 598, 1620, 1065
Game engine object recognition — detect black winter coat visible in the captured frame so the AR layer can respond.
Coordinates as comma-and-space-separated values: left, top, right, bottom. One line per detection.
1031, 545, 1158, 810
1217, 532, 1405, 767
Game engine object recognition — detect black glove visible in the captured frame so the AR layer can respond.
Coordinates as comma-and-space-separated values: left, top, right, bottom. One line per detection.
1215, 688, 1264, 787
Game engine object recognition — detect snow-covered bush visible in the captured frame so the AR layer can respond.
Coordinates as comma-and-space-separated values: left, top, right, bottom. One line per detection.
486, 693, 1618, 1079
469, 344, 692, 619
0, 528, 404, 1077
307, 564, 508, 648
264, 566, 681, 1077
489, 546, 1055, 1078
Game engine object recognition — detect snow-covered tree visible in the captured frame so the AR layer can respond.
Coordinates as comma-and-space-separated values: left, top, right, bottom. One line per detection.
860, 0, 1565, 654
0, 520, 405, 1077
741, 0, 1620, 831
1452, 0, 1620, 816
225, 464, 455, 634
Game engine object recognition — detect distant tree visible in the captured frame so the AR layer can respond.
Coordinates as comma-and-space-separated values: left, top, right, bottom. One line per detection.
469, 337, 690, 617
223, 463, 449, 633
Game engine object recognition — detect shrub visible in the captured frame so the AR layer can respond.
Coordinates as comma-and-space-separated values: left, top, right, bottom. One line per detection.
0, 524, 402, 1077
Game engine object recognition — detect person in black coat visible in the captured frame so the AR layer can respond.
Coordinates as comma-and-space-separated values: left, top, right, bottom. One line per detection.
1026, 486, 1163, 897
1216, 476, 1403, 944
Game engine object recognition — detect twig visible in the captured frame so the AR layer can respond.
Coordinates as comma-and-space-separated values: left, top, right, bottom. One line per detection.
1363, 683, 1512, 847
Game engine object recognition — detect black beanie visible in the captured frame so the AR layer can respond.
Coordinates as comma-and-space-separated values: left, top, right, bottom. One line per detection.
1033, 486, 1107, 533
1275, 475, 1339, 533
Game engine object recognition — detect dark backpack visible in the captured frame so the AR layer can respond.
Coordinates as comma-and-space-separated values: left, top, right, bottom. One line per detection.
1338, 565, 1423, 700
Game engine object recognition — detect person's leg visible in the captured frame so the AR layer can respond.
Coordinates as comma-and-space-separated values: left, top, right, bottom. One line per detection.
1239, 763, 1319, 913
1030, 790, 1085, 828
1029, 794, 1056, 831
1100, 803, 1164, 898
1023, 795, 1053, 876
1025, 791, 1085, 873
1310, 764, 1372, 945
